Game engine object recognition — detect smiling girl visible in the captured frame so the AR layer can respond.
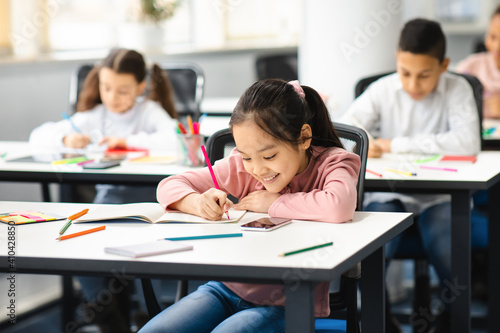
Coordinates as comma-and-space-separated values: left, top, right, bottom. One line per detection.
145, 79, 361, 333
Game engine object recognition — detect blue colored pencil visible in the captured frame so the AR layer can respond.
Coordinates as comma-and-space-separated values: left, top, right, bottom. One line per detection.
62, 112, 82, 133
163, 233, 243, 241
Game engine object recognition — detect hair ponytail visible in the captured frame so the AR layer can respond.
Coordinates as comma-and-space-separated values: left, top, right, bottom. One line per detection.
230, 79, 343, 150
76, 66, 101, 111
302, 86, 343, 148
148, 64, 178, 119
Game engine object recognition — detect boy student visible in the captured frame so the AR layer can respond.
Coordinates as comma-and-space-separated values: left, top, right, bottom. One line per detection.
341, 18, 480, 333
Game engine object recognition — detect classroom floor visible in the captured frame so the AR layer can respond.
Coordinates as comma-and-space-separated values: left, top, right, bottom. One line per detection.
0, 276, 488, 333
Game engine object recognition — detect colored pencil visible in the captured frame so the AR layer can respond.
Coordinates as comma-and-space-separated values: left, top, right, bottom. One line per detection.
59, 208, 89, 235
163, 233, 243, 241
279, 242, 334, 257
56, 225, 105, 241
384, 168, 417, 176
419, 165, 457, 172
62, 112, 82, 133
366, 169, 383, 177
200, 145, 230, 219
187, 115, 195, 134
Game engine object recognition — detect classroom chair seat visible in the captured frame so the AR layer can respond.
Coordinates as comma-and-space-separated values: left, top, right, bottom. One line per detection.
315, 318, 347, 333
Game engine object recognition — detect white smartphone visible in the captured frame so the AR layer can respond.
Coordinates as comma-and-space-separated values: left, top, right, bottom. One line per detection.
240, 217, 292, 232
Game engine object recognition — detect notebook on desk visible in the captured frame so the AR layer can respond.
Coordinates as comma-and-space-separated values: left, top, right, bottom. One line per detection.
74, 202, 246, 224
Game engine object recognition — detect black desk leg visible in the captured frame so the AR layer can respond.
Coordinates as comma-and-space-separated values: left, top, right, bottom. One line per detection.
488, 183, 500, 333
285, 281, 315, 333
361, 246, 385, 333
450, 190, 471, 333
41, 182, 51, 202
62, 275, 77, 330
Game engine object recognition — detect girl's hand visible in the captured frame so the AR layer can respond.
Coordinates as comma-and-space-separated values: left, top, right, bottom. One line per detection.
171, 189, 233, 221
100, 136, 127, 149
234, 190, 281, 213
63, 133, 91, 148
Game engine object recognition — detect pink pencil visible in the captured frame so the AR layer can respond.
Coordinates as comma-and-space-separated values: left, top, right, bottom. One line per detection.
419, 165, 457, 172
200, 145, 230, 219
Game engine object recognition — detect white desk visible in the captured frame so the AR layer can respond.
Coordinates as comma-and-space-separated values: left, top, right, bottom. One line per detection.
365, 152, 500, 333
0, 141, 200, 201
0, 201, 412, 333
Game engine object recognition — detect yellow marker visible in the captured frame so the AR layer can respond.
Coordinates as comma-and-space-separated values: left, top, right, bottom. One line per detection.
384, 168, 417, 176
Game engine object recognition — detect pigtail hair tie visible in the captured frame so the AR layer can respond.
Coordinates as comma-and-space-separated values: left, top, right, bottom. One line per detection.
288, 80, 305, 99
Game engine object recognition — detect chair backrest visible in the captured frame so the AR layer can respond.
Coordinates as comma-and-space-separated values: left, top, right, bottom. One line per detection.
68, 62, 204, 120
255, 53, 298, 81
354, 71, 484, 149
333, 122, 369, 211
205, 124, 368, 211
204, 128, 235, 164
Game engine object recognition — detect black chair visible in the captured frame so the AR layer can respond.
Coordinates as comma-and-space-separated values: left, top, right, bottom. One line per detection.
255, 53, 298, 81
69, 62, 205, 120
143, 123, 368, 333
355, 71, 484, 332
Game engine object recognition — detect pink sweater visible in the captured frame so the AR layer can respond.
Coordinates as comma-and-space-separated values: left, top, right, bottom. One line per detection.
456, 52, 500, 118
157, 146, 361, 317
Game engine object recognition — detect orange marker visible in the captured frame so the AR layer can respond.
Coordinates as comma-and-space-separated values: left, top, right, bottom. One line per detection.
56, 225, 106, 241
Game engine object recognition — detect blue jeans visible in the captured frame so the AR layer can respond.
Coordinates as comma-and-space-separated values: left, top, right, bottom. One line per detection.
139, 281, 285, 333
365, 200, 451, 287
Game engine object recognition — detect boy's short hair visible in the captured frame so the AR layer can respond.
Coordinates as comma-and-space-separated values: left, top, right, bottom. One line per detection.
398, 18, 446, 63
493, 3, 500, 17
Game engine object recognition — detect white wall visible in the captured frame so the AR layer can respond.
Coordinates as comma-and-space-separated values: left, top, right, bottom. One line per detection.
300, 0, 403, 119
0, 47, 294, 201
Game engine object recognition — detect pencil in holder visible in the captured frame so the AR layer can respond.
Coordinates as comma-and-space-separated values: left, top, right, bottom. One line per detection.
177, 134, 204, 167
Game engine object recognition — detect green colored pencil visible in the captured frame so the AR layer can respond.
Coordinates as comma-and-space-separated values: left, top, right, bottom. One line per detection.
279, 241, 334, 257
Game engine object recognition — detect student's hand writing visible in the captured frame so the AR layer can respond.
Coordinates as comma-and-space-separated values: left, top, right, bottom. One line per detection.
63, 133, 91, 148
375, 138, 392, 153
100, 136, 127, 149
170, 189, 233, 221
368, 140, 383, 158
234, 190, 280, 213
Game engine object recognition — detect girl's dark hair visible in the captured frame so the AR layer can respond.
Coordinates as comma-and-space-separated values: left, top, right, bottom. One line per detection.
77, 48, 178, 119
229, 79, 343, 150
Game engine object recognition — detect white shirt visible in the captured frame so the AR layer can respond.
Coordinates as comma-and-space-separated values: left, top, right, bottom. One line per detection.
340, 72, 480, 155
29, 98, 178, 151
339, 72, 481, 212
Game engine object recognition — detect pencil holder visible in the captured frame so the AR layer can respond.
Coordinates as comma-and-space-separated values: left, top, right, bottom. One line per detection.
177, 134, 204, 167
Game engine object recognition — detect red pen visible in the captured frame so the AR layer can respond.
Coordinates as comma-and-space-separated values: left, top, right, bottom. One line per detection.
200, 145, 230, 219
366, 169, 383, 177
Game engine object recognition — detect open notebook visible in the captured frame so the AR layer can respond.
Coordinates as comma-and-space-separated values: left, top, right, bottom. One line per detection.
74, 202, 246, 224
